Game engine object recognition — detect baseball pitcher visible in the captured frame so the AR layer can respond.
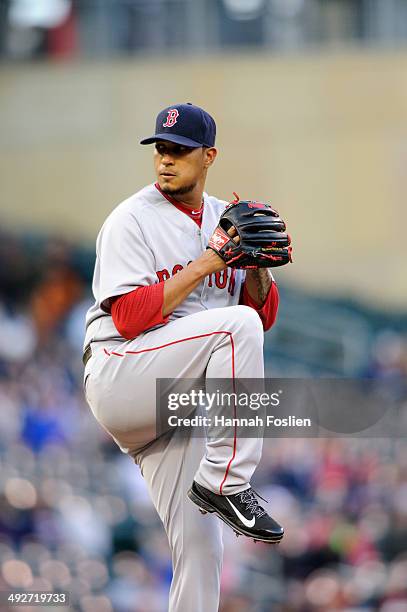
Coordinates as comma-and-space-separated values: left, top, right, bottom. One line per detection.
83, 103, 292, 612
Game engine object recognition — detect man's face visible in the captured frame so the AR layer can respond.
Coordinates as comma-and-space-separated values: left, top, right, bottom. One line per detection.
154, 140, 213, 197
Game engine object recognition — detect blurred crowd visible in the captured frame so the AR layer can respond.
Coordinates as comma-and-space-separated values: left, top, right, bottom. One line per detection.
0, 230, 406, 612
1, 0, 407, 61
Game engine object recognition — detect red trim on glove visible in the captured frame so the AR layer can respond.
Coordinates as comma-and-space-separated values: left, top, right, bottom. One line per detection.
111, 283, 168, 340
241, 281, 279, 331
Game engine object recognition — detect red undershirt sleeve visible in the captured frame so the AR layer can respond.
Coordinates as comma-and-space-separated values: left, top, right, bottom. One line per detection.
110, 282, 168, 340
240, 280, 279, 331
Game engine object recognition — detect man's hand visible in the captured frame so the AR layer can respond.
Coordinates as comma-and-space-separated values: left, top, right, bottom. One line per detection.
195, 248, 227, 275
194, 226, 240, 275
162, 228, 238, 317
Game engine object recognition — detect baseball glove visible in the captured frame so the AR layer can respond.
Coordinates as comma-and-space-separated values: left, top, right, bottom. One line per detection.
207, 193, 292, 269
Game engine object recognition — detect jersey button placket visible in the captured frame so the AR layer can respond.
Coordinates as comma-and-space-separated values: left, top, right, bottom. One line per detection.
198, 222, 209, 307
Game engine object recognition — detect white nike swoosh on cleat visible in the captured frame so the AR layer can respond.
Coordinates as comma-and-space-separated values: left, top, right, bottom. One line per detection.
225, 498, 256, 528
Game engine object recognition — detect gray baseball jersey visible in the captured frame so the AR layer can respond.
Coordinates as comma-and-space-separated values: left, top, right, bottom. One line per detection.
84, 183, 246, 348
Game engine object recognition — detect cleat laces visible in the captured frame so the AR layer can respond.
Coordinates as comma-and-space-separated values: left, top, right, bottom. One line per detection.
235, 488, 267, 518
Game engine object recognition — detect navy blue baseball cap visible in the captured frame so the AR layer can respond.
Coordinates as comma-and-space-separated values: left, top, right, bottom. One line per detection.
140, 103, 216, 148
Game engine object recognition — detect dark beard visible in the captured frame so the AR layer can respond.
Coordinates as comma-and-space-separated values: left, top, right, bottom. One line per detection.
161, 182, 197, 197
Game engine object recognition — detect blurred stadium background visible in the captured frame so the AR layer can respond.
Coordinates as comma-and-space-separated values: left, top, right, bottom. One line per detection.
1, 1, 407, 611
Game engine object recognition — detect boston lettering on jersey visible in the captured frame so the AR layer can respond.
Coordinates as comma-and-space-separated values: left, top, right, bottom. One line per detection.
157, 263, 236, 296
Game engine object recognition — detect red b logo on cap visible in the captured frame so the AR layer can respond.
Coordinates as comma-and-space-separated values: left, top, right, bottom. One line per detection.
163, 109, 179, 128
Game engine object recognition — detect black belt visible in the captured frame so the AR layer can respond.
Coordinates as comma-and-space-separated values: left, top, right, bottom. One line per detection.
83, 344, 92, 367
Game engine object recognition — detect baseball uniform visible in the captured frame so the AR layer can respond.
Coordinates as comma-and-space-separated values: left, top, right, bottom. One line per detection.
83, 102, 284, 612
83, 183, 270, 611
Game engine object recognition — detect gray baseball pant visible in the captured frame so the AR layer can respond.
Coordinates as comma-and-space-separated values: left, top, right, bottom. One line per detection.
84, 305, 265, 612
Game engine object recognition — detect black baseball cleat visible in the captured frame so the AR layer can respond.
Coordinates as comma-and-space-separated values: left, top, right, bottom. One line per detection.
187, 481, 284, 543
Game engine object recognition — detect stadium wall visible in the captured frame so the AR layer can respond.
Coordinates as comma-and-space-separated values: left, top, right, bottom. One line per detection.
1, 51, 406, 307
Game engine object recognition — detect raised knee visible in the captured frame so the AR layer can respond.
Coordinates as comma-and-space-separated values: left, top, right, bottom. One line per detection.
228, 305, 263, 336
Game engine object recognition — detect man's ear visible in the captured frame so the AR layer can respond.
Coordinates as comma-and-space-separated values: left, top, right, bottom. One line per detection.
204, 147, 217, 168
